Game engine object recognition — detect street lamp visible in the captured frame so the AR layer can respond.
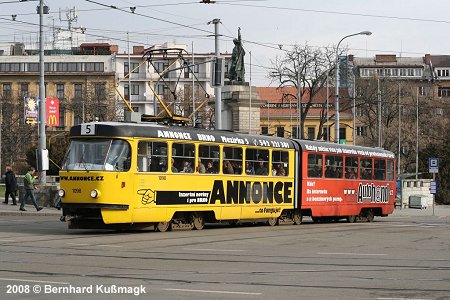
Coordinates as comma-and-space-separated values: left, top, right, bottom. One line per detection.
335, 31, 372, 143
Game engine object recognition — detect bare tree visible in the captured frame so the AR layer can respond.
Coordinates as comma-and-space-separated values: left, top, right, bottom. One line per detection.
268, 44, 348, 139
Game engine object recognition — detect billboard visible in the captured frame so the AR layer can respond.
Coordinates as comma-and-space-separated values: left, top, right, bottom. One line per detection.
24, 97, 39, 125
46, 97, 60, 126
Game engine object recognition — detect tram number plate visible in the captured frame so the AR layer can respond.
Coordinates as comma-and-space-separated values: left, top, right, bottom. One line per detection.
81, 124, 95, 135
72, 188, 81, 193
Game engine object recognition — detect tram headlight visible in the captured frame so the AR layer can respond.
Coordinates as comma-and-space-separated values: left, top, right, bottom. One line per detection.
90, 189, 101, 198
58, 189, 65, 197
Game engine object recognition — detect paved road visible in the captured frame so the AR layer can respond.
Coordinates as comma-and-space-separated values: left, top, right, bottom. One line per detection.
0, 207, 449, 300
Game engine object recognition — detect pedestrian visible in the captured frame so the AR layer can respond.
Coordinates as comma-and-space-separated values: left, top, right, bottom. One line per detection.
3, 166, 17, 205
20, 167, 42, 212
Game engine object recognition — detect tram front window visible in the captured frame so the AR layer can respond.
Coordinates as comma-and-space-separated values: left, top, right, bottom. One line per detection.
62, 139, 131, 171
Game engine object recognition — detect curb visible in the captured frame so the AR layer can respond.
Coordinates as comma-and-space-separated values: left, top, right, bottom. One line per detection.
0, 209, 61, 217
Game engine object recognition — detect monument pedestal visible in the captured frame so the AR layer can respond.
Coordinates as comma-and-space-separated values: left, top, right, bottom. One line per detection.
221, 84, 264, 134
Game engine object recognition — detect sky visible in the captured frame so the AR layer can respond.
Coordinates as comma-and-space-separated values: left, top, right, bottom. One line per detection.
0, 0, 449, 86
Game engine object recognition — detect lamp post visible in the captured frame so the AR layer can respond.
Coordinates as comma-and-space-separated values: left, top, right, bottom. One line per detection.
335, 31, 372, 143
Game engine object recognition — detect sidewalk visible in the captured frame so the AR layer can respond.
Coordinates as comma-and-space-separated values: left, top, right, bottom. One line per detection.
391, 205, 450, 218
0, 199, 61, 217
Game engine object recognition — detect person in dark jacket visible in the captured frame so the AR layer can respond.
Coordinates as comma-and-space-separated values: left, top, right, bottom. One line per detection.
3, 166, 17, 205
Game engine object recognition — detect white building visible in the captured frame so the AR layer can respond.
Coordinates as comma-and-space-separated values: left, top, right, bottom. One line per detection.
114, 42, 231, 120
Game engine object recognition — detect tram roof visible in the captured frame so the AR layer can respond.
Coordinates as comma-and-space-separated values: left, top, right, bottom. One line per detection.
295, 139, 395, 159
69, 122, 297, 149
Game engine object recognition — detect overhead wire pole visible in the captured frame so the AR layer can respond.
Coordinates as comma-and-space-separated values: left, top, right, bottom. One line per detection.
335, 31, 372, 143
209, 18, 221, 130
38, 0, 47, 185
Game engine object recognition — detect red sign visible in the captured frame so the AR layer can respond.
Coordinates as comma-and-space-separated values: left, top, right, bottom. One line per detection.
46, 97, 60, 126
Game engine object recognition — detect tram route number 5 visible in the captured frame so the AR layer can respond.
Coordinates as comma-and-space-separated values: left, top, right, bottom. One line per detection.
81, 124, 96, 135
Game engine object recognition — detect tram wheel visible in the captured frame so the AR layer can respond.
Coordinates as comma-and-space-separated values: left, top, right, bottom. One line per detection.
366, 210, 375, 222
346, 215, 357, 223
267, 218, 278, 226
192, 213, 205, 230
293, 211, 302, 225
155, 222, 171, 232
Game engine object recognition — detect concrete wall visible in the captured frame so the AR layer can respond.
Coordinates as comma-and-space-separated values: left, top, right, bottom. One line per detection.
400, 179, 434, 208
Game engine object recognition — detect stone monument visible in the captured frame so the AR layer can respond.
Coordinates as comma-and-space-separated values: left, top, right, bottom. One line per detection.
220, 28, 264, 134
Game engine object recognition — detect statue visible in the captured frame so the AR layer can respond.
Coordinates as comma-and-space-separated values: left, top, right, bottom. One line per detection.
229, 27, 245, 83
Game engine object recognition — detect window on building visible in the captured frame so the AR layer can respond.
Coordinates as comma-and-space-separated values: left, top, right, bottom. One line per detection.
437, 69, 450, 77
131, 62, 139, 73
124, 62, 129, 75
137, 141, 168, 172
419, 86, 431, 96
322, 127, 329, 141
94, 83, 106, 99
438, 87, 450, 98
355, 106, 365, 117
74, 83, 83, 99
291, 126, 298, 139
155, 84, 167, 96
58, 108, 65, 127
131, 84, 139, 95
124, 84, 130, 101
27, 63, 39, 72
20, 83, 28, 98
2, 83, 11, 99
356, 126, 367, 136
276, 126, 284, 137
85, 62, 104, 72
339, 128, 346, 141
261, 126, 268, 135
56, 83, 65, 100
154, 62, 169, 78
307, 127, 315, 140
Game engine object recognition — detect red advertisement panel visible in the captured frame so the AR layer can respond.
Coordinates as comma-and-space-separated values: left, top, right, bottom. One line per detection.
46, 97, 60, 126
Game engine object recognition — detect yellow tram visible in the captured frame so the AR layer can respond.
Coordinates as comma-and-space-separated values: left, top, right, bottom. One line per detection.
59, 122, 300, 230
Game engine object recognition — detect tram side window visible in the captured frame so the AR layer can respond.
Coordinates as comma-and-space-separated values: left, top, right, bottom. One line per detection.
307, 154, 322, 178
387, 160, 394, 181
344, 156, 358, 179
272, 150, 289, 176
374, 159, 386, 180
137, 141, 167, 172
172, 143, 195, 173
325, 155, 343, 178
360, 158, 373, 180
223, 147, 242, 175
199, 145, 219, 174
246, 148, 269, 176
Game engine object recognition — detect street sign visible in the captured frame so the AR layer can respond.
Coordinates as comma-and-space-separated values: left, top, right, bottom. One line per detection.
428, 157, 439, 173
430, 181, 438, 194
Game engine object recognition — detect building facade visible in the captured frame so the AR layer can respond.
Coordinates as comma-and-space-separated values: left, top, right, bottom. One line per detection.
257, 86, 354, 143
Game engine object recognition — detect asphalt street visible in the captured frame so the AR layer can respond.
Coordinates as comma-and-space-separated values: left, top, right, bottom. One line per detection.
0, 205, 449, 300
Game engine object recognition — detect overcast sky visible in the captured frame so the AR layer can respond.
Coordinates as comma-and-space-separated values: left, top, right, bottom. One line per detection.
0, 0, 449, 86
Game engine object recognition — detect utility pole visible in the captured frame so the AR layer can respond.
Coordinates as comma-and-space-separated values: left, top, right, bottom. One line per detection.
378, 77, 382, 147
38, 0, 47, 185
209, 19, 221, 130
